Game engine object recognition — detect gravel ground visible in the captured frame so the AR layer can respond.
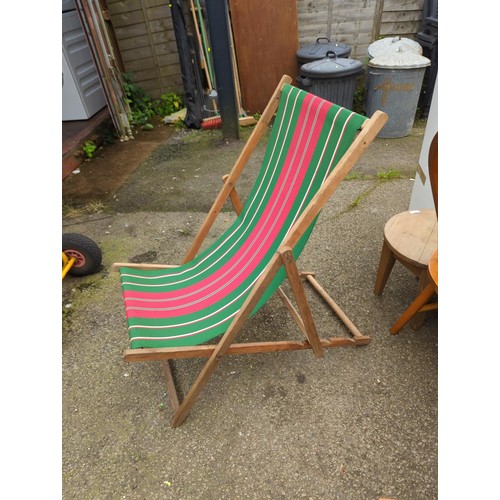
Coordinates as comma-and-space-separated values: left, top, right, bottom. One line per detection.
59, 118, 440, 499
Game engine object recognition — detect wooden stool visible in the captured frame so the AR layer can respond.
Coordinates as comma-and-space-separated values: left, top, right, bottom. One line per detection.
374, 209, 437, 329
390, 249, 438, 334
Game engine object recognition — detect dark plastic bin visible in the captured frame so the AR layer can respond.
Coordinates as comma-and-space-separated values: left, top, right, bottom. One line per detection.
296, 52, 364, 109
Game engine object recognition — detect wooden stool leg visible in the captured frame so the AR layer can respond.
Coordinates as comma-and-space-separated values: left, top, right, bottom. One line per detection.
390, 282, 436, 335
374, 240, 396, 295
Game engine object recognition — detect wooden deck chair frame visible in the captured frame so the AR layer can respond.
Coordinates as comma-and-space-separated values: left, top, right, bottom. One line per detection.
113, 75, 388, 427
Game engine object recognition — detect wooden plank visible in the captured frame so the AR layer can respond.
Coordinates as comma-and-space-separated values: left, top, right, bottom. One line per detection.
145, 5, 172, 21
109, 10, 147, 28
276, 287, 308, 338
120, 45, 154, 61
229, 0, 299, 114
305, 274, 368, 341
108, 0, 170, 11
107, 0, 144, 15
113, 262, 179, 271
382, 11, 423, 22
152, 30, 177, 44
121, 57, 155, 72
372, 0, 384, 41
114, 18, 172, 38
298, 10, 375, 24
384, 0, 424, 12
161, 360, 180, 411
124, 337, 359, 362
379, 21, 422, 35
280, 247, 324, 358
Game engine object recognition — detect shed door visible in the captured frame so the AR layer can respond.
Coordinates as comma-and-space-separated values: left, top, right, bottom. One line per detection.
229, 0, 299, 114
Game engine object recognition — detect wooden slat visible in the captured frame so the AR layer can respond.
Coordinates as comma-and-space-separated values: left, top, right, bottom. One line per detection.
276, 287, 308, 338
379, 21, 422, 36
113, 262, 179, 271
383, 0, 424, 12
305, 274, 369, 342
124, 337, 360, 362
280, 247, 324, 358
382, 10, 423, 22
161, 360, 180, 411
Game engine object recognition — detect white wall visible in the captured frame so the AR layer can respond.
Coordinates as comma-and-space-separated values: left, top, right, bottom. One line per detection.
409, 74, 438, 211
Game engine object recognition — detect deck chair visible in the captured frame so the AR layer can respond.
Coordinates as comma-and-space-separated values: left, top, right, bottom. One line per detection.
113, 75, 388, 427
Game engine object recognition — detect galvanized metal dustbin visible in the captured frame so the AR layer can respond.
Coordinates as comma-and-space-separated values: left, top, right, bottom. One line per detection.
367, 36, 422, 59
296, 52, 364, 109
364, 48, 430, 138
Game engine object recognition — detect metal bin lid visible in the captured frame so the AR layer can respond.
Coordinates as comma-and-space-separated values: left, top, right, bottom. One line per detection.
300, 52, 364, 78
297, 37, 351, 61
368, 36, 423, 59
368, 47, 431, 69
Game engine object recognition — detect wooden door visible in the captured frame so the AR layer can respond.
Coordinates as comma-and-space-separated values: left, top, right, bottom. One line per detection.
229, 0, 299, 114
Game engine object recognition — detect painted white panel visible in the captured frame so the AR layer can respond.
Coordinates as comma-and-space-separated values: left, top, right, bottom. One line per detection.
409, 74, 438, 211
62, 10, 106, 120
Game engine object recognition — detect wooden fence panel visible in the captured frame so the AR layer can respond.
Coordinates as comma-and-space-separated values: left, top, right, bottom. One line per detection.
296, 0, 378, 60
107, 0, 183, 98
297, 0, 424, 61
105, 0, 426, 104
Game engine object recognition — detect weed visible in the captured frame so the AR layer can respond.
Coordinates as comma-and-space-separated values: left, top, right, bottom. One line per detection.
349, 193, 365, 209
377, 169, 403, 180
63, 201, 107, 219
345, 172, 361, 180
82, 140, 97, 159
154, 92, 184, 117
123, 72, 183, 125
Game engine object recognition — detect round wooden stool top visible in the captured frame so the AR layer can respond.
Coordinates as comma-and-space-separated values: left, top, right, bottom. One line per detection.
384, 209, 438, 269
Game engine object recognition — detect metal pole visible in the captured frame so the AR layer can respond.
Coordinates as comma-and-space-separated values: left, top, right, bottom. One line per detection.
205, 0, 239, 139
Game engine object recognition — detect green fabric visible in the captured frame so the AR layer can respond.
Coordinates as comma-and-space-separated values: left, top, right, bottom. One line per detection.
120, 84, 367, 348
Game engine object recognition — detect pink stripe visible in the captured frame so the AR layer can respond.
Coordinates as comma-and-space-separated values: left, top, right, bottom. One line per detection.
125, 95, 332, 319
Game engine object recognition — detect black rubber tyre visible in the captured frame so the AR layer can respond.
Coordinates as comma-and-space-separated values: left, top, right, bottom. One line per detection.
62, 233, 102, 276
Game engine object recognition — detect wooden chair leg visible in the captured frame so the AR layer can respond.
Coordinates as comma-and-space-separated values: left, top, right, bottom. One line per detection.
390, 282, 436, 335
374, 240, 396, 295
280, 247, 324, 358
409, 268, 431, 330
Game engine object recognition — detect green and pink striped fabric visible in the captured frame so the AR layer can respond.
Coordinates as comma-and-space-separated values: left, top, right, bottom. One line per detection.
119, 84, 367, 349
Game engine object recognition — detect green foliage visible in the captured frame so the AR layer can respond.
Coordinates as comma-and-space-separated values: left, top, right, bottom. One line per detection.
82, 140, 97, 159
123, 72, 183, 125
377, 169, 403, 180
153, 92, 184, 117
353, 85, 365, 115
123, 72, 155, 125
